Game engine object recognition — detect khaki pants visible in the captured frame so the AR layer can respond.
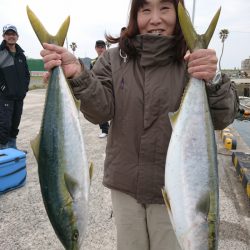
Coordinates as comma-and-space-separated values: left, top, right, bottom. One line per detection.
111, 190, 181, 250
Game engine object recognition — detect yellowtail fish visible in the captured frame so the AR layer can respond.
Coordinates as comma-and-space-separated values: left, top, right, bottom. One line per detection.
162, 3, 221, 250
27, 6, 93, 250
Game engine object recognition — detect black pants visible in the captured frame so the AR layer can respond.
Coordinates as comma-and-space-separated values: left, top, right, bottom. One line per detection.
99, 121, 109, 134
0, 99, 23, 144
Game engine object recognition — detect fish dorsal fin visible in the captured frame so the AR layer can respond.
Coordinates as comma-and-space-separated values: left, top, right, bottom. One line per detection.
64, 173, 79, 200
178, 3, 221, 51
75, 98, 81, 111
168, 80, 190, 129
26, 5, 70, 46
30, 133, 41, 161
89, 162, 94, 181
168, 111, 179, 129
67, 83, 81, 110
196, 191, 210, 217
162, 188, 176, 232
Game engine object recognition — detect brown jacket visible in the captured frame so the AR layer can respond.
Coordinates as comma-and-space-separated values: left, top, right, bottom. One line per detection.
70, 35, 238, 204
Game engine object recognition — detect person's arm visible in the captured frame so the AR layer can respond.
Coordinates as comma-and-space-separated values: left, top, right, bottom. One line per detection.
68, 52, 114, 124
41, 43, 114, 124
185, 49, 239, 130
206, 73, 239, 130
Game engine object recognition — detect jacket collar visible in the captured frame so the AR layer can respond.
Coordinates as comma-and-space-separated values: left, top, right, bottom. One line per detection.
0, 40, 24, 54
133, 34, 177, 67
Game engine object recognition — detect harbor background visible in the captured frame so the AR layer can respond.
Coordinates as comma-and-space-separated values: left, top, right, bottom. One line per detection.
233, 120, 250, 147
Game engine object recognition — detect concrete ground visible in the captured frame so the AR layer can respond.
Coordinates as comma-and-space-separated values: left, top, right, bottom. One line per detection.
0, 89, 249, 250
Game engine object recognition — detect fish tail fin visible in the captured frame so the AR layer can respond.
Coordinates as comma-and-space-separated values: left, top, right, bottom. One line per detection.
178, 2, 221, 50
30, 133, 41, 161
26, 5, 70, 46
202, 7, 221, 48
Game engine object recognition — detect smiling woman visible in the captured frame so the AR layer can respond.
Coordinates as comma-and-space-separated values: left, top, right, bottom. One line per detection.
137, 0, 177, 36
106, 0, 186, 61
39, 0, 239, 249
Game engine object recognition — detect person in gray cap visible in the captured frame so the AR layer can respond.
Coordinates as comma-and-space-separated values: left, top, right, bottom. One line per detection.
0, 24, 30, 149
90, 40, 110, 138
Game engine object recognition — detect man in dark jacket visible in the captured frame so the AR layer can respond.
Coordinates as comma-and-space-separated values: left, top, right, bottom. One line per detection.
0, 24, 30, 149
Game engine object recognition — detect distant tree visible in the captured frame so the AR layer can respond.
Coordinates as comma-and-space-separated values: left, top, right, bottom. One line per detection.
219, 29, 229, 70
70, 42, 77, 55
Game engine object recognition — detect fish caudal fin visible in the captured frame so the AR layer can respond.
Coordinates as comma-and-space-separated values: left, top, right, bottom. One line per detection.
26, 5, 70, 46
178, 3, 221, 51
203, 7, 221, 48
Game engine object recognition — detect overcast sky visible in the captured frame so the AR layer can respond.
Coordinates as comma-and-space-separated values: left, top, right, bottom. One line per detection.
0, 0, 249, 69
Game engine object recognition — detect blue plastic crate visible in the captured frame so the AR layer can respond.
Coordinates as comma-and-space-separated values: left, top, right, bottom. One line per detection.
0, 148, 26, 194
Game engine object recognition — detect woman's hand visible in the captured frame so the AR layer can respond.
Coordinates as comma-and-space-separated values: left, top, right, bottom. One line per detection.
184, 49, 218, 82
40, 43, 83, 79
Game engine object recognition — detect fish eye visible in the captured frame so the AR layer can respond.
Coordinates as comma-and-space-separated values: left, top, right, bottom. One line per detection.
72, 229, 79, 241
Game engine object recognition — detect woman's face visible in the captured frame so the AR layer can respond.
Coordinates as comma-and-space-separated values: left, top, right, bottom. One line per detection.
137, 0, 176, 36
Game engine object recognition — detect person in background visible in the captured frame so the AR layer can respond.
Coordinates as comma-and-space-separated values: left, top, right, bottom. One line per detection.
90, 40, 110, 138
0, 24, 30, 150
40, 0, 238, 249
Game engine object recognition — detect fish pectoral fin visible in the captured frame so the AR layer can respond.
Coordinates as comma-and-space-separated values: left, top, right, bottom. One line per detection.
178, 2, 221, 50
26, 5, 70, 46
30, 133, 41, 161
89, 162, 94, 182
196, 191, 210, 218
64, 173, 79, 200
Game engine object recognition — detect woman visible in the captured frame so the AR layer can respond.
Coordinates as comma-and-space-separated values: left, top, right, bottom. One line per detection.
41, 0, 238, 249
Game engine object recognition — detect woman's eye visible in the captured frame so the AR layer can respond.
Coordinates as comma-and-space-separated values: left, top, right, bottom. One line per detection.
161, 6, 170, 11
142, 8, 150, 13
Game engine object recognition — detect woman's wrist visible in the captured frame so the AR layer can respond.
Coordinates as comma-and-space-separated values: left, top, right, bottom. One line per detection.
206, 71, 222, 85
73, 59, 85, 78
67, 59, 85, 79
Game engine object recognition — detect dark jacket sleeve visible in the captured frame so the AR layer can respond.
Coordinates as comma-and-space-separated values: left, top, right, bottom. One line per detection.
206, 73, 239, 130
